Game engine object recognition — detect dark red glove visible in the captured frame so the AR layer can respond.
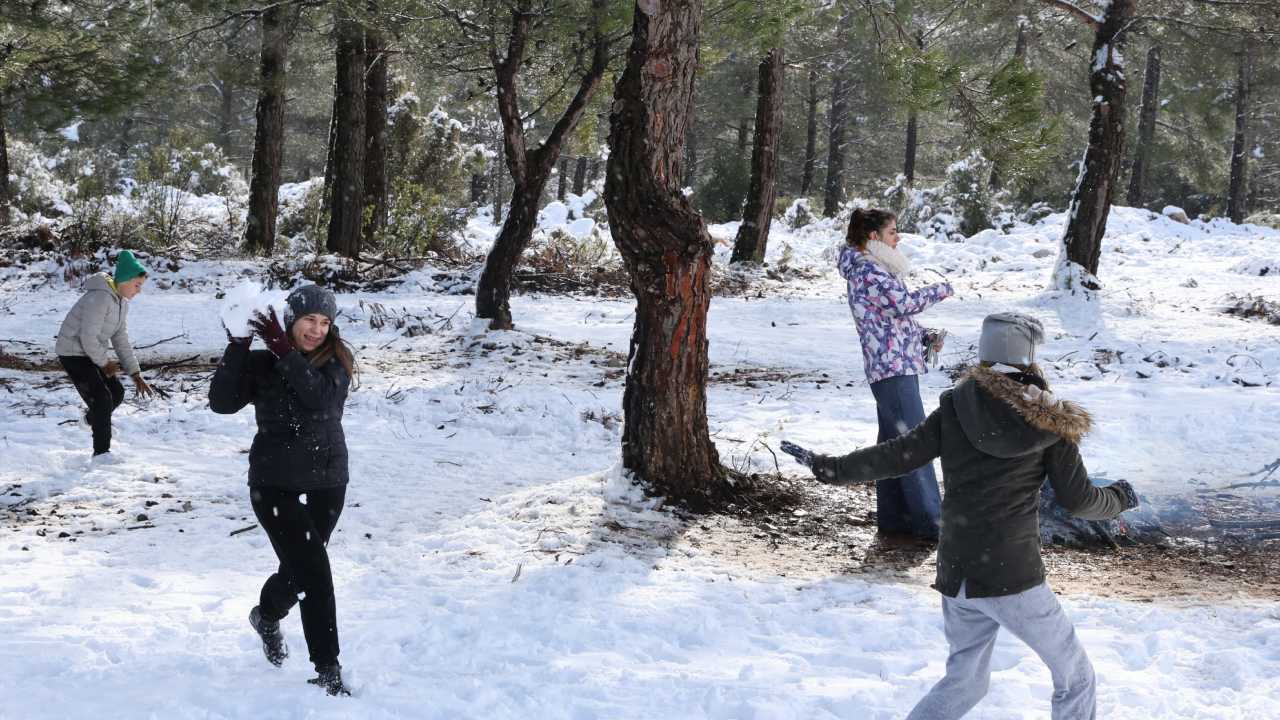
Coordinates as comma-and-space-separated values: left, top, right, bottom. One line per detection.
223, 322, 252, 347
249, 309, 293, 358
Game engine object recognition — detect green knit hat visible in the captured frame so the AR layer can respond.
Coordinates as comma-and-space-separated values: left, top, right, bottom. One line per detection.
113, 250, 147, 284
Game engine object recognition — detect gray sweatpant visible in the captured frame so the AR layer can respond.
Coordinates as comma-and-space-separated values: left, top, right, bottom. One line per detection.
906, 581, 1096, 720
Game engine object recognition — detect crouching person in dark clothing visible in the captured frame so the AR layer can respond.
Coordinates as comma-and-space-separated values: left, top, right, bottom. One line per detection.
209, 284, 357, 697
783, 312, 1139, 720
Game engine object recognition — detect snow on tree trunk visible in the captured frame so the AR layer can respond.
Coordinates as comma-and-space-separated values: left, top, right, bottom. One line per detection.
244, 5, 291, 255
1051, 0, 1133, 291
731, 48, 785, 265
1126, 45, 1160, 209
1228, 40, 1252, 225
325, 6, 366, 258
604, 0, 725, 508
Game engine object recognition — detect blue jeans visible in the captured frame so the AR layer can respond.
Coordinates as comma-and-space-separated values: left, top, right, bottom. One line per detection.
870, 374, 941, 538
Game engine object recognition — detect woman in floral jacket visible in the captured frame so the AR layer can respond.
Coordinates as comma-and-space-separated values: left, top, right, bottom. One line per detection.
838, 208, 953, 540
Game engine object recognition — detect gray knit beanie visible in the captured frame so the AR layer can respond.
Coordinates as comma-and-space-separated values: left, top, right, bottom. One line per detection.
979, 312, 1045, 366
284, 285, 337, 330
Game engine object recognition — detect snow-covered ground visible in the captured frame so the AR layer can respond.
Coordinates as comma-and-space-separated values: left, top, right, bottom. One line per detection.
2, 206, 1279, 718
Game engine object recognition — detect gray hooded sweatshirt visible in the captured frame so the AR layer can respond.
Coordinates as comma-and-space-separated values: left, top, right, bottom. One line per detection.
55, 273, 140, 375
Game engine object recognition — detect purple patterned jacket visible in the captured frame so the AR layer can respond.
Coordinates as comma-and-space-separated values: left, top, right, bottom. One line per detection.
839, 245, 953, 384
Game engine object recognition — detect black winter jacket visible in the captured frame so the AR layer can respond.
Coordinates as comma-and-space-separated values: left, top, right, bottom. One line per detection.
819, 366, 1127, 598
209, 343, 350, 490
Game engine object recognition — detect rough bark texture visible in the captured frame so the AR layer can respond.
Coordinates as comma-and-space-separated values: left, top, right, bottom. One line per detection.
244, 5, 290, 254
475, 0, 609, 330
572, 155, 588, 195
731, 48, 785, 264
1052, 0, 1132, 290
558, 157, 570, 200
801, 68, 818, 196
362, 14, 389, 248
1126, 45, 1160, 208
604, 0, 724, 506
1227, 40, 1252, 224
0, 94, 10, 227
325, 7, 366, 258
822, 12, 853, 217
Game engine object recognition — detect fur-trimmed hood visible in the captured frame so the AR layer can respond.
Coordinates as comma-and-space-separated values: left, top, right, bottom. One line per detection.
952, 365, 1092, 457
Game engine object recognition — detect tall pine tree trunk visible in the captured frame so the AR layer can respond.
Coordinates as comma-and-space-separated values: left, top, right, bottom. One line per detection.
1051, 0, 1133, 291
475, 0, 609, 330
1227, 40, 1252, 224
801, 68, 818, 196
558, 157, 570, 200
362, 12, 388, 249
605, 0, 723, 506
732, 48, 785, 264
215, 77, 235, 155
244, 5, 291, 254
1126, 45, 1160, 208
822, 11, 853, 218
572, 155, 588, 195
0, 93, 10, 227
902, 31, 923, 185
325, 7, 366, 258
903, 111, 918, 185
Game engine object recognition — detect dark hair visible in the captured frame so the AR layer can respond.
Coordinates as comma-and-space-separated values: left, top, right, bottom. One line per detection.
306, 324, 359, 388
846, 208, 896, 248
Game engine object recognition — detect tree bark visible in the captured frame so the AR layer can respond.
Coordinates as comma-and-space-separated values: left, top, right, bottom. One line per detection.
1126, 46, 1160, 208
1227, 39, 1252, 225
1050, 0, 1133, 290
558, 156, 570, 200
0, 93, 10, 227
604, 0, 724, 506
822, 11, 853, 217
474, 0, 609, 330
801, 68, 819, 196
903, 110, 918, 185
243, 5, 291, 255
732, 48, 785, 264
215, 76, 235, 155
325, 6, 366, 258
362, 11, 389, 249
572, 155, 588, 195
902, 31, 924, 186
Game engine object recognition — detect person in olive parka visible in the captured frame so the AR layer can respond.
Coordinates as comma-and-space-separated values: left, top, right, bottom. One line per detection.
782, 312, 1139, 720
209, 284, 356, 697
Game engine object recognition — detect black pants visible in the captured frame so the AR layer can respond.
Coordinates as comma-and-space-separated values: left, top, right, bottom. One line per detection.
59, 356, 125, 455
250, 484, 347, 670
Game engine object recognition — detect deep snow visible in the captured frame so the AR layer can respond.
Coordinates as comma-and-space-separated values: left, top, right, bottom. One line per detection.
1, 205, 1279, 718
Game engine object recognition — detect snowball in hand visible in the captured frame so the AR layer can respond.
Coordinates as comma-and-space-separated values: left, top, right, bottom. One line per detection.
220, 281, 288, 338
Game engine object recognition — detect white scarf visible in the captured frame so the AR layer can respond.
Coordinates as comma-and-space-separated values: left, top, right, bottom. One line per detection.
864, 239, 912, 279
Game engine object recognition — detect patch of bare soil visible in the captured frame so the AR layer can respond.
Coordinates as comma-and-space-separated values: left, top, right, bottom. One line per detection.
680, 475, 1280, 603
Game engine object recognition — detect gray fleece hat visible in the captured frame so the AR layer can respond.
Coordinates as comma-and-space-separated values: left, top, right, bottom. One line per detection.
284, 284, 337, 330
979, 312, 1045, 366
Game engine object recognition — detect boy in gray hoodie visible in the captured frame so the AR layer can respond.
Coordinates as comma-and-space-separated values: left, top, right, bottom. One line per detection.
55, 250, 156, 458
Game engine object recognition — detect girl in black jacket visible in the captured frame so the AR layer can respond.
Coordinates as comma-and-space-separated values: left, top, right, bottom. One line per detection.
209, 284, 356, 696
